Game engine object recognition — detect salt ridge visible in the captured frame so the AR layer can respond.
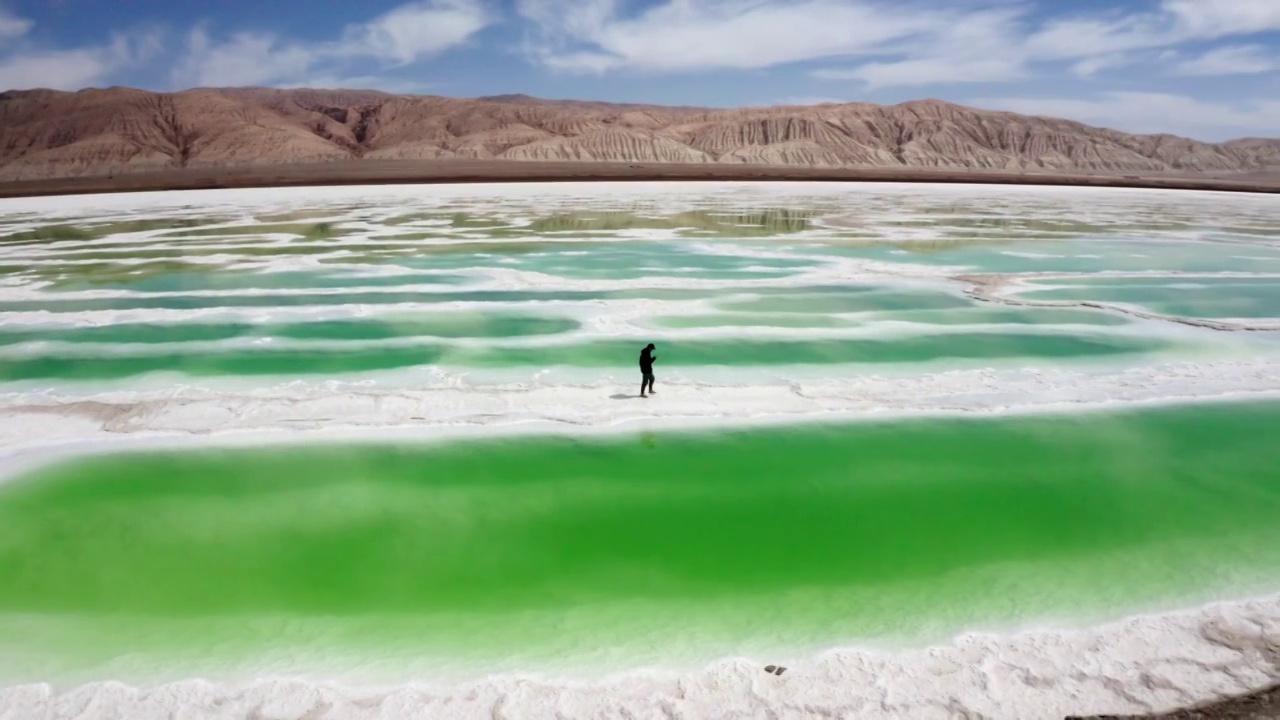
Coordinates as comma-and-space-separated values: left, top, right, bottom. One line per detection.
0, 321, 1172, 360
2, 182, 1279, 718
2, 593, 1277, 720
2, 359, 1277, 472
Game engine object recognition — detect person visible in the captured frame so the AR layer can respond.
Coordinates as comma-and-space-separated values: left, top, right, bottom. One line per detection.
639, 343, 656, 398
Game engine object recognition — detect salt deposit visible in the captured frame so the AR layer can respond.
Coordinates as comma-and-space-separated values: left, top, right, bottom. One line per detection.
1, 182, 1277, 719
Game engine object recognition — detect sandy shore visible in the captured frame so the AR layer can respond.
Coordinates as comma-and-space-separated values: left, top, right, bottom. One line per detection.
1, 159, 1278, 198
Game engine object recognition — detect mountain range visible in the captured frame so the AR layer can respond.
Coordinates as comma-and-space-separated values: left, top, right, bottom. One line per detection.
1, 87, 1277, 181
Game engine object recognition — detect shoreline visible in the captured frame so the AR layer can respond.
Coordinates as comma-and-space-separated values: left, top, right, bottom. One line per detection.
3, 373, 1278, 482
2, 160, 1279, 199
3, 589, 1278, 719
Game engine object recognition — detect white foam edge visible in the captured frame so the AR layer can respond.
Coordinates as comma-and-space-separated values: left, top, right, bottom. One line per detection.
1, 588, 1277, 719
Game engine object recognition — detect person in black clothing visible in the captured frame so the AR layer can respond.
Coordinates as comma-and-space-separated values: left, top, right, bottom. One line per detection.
639, 343, 656, 398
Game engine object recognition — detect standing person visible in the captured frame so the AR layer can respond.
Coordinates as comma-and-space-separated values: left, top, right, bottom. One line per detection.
639, 343, 657, 398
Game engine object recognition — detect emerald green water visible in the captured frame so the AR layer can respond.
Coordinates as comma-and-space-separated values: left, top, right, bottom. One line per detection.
1, 186, 1278, 685
0, 332, 1171, 381
1, 401, 1279, 681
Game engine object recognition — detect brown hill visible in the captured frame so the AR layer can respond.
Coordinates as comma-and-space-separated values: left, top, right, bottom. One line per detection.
0, 87, 1276, 181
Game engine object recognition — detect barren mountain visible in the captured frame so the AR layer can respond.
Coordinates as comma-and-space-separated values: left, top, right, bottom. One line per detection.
0, 87, 1276, 181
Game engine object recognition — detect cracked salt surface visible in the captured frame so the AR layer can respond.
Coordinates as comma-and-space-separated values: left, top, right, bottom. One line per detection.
1, 181, 1278, 718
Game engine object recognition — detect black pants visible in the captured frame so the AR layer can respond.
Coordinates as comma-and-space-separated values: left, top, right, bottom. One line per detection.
640, 369, 655, 394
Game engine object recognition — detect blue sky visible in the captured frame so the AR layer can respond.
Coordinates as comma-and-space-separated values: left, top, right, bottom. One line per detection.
0, 0, 1277, 141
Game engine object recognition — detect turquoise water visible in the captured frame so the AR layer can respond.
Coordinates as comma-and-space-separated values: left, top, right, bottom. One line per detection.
809, 239, 1280, 275
1017, 277, 1280, 320
0, 333, 1174, 381
1, 186, 1277, 389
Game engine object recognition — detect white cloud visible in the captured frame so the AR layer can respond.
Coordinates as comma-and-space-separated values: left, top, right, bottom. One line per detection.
1026, 16, 1166, 62
974, 92, 1280, 141
1027, 0, 1280, 62
0, 48, 116, 90
0, 26, 162, 90
0, 7, 32, 40
1162, 0, 1280, 38
809, 6, 1027, 89
518, 0, 616, 39
1173, 45, 1278, 77
517, 0, 943, 73
0, 0, 487, 91
338, 0, 489, 65
535, 50, 621, 75
0, 8, 107, 89
519, 0, 1280, 90
176, 28, 314, 87
815, 56, 1022, 89
175, 0, 489, 87
1070, 53, 1138, 78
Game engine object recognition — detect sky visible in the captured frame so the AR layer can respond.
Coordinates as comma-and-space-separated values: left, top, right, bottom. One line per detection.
0, 0, 1277, 141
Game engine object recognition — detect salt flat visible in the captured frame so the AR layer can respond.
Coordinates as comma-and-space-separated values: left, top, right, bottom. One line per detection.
0, 182, 1277, 719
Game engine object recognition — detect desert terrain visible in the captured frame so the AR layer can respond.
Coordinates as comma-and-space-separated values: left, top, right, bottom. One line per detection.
0, 87, 1277, 196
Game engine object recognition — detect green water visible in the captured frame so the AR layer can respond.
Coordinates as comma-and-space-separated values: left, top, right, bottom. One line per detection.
881, 307, 1133, 326
1020, 278, 1280, 320
0, 315, 581, 347
0, 332, 1171, 381
1, 186, 1278, 684
0, 287, 727, 313
650, 307, 1131, 329
811, 240, 1280, 275
1, 401, 1279, 681
48, 269, 471, 294
716, 289, 975, 313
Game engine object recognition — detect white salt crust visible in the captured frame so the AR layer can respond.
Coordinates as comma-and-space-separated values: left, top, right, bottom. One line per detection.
1, 593, 1277, 720
2, 182, 1278, 718
1, 359, 1278, 467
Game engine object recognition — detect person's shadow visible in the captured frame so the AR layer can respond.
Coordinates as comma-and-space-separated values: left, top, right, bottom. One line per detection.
609, 393, 634, 400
